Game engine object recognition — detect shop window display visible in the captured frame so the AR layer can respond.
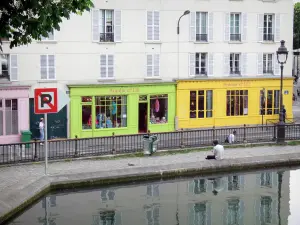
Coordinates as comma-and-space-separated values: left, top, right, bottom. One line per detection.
189, 90, 213, 118
226, 90, 248, 116
150, 95, 168, 124
260, 90, 279, 115
95, 96, 127, 129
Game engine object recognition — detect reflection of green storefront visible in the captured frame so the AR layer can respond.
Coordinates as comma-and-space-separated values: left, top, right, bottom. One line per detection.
69, 83, 176, 138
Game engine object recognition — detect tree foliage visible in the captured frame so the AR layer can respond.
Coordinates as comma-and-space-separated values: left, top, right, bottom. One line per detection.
294, 3, 300, 50
0, 0, 93, 50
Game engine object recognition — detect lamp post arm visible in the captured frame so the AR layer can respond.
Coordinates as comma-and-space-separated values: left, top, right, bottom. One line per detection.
177, 14, 185, 35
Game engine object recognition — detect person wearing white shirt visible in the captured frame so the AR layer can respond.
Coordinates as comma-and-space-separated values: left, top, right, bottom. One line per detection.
227, 130, 237, 144
39, 118, 44, 145
206, 140, 224, 160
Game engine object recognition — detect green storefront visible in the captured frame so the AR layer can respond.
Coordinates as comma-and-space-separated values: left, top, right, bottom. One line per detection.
69, 83, 176, 138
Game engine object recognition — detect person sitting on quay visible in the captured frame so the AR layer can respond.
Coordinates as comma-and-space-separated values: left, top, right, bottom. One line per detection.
225, 130, 237, 144
205, 140, 224, 160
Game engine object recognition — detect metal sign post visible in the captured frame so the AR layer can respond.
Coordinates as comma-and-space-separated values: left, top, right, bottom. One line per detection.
44, 113, 48, 175
34, 88, 70, 176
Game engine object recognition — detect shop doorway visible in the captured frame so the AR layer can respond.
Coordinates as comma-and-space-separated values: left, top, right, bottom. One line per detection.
138, 103, 148, 133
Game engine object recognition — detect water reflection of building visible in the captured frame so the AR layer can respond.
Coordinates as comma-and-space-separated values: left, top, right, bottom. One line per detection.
10, 170, 290, 225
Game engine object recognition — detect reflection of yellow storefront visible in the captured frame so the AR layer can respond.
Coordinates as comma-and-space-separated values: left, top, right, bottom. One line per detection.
176, 77, 293, 129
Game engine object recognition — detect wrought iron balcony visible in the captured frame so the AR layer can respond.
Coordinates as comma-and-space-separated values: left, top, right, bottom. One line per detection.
230, 34, 241, 41
196, 34, 208, 42
263, 34, 274, 42
230, 70, 241, 75
0, 71, 10, 80
100, 33, 114, 42
263, 69, 274, 74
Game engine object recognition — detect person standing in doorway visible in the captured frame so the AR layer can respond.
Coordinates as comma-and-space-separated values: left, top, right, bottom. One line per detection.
39, 118, 44, 145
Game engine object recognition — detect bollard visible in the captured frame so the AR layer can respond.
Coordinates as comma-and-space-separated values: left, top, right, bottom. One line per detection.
74, 135, 78, 157
243, 124, 247, 143
180, 128, 185, 148
112, 132, 116, 154
34, 138, 38, 161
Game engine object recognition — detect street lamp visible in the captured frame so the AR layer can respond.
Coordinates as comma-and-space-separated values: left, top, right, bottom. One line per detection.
276, 40, 288, 143
177, 10, 190, 79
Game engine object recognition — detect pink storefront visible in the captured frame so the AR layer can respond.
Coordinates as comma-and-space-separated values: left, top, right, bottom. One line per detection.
0, 86, 30, 144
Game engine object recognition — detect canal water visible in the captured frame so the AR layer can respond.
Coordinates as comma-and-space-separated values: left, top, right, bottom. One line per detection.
6, 168, 300, 225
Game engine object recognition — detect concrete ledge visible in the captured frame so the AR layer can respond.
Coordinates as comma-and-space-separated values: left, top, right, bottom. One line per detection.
1, 152, 300, 224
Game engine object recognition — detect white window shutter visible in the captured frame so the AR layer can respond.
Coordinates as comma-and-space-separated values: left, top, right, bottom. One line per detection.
107, 55, 114, 78
274, 54, 280, 75
223, 53, 230, 75
40, 55, 47, 79
153, 11, 160, 41
257, 53, 263, 75
48, 55, 55, 79
242, 13, 247, 42
146, 54, 153, 77
257, 14, 264, 42
147, 11, 153, 41
189, 53, 195, 76
241, 53, 247, 75
9, 54, 18, 81
92, 9, 100, 42
114, 10, 122, 42
189, 12, 196, 42
153, 54, 160, 76
100, 55, 107, 78
208, 13, 214, 42
99, 10, 104, 34
208, 53, 214, 76
275, 14, 281, 42
224, 13, 230, 42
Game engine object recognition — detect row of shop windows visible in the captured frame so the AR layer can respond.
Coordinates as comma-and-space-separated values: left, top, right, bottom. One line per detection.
189, 89, 280, 118
81, 95, 168, 130
0, 99, 18, 136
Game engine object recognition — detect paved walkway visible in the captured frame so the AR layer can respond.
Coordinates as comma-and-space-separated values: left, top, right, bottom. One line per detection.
1, 144, 300, 223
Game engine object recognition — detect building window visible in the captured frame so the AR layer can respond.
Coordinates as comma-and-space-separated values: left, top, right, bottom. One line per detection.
145, 204, 160, 225
263, 53, 273, 74
146, 54, 160, 77
260, 196, 272, 224
0, 54, 18, 81
100, 54, 114, 79
147, 11, 160, 41
188, 202, 210, 225
193, 179, 207, 194
100, 189, 115, 201
260, 172, 272, 187
230, 13, 241, 41
196, 12, 208, 42
227, 199, 241, 225
40, 55, 55, 80
100, 10, 114, 42
195, 53, 207, 75
260, 90, 280, 115
150, 94, 167, 124
95, 96, 127, 129
41, 31, 55, 41
93, 210, 121, 225
0, 99, 18, 136
147, 184, 159, 197
228, 175, 240, 191
230, 53, 241, 75
81, 96, 92, 130
263, 14, 274, 41
226, 90, 248, 116
190, 90, 213, 119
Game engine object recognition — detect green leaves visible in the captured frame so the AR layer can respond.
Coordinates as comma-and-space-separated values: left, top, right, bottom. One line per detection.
294, 3, 300, 49
0, 0, 94, 50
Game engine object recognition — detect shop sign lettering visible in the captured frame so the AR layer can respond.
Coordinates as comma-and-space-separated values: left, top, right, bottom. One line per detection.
109, 87, 140, 94
223, 81, 251, 88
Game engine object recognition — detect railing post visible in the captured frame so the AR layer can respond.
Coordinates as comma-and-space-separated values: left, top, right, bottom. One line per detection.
180, 128, 185, 148
213, 126, 216, 141
273, 125, 277, 141
112, 132, 116, 154
34, 138, 38, 161
243, 124, 247, 143
74, 135, 78, 157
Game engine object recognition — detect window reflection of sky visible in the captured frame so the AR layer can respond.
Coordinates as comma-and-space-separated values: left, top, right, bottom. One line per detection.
288, 169, 300, 225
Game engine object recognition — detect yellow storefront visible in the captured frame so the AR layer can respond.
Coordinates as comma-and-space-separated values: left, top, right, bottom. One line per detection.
176, 77, 294, 129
